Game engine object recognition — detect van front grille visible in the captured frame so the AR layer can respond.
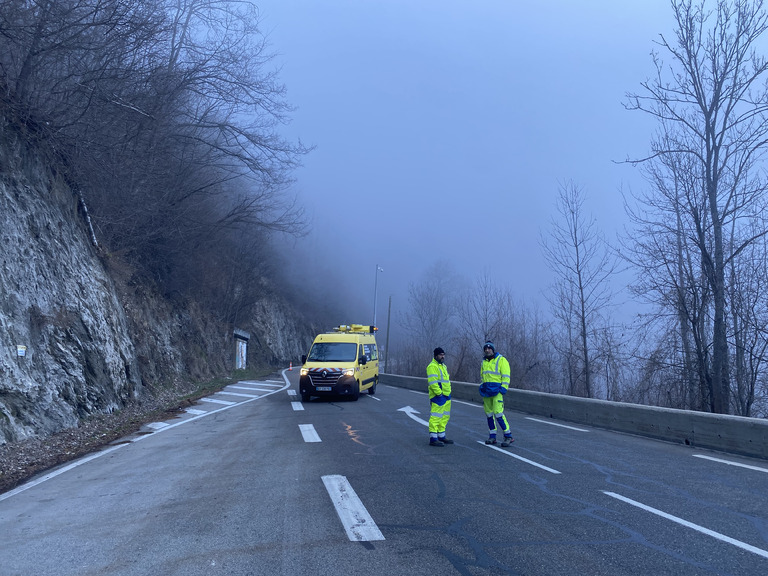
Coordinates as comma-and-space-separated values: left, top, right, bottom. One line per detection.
308, 368, 343, 385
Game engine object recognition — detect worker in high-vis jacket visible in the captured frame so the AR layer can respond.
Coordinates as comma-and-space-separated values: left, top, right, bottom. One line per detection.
426, 347, 453, 446
479, 341, 514, 446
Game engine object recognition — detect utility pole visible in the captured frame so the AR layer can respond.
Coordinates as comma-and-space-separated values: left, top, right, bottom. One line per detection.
372, 264, 384, 327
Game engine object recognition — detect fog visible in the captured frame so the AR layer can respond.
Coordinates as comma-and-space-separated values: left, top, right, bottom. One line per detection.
260, 0, 673, 335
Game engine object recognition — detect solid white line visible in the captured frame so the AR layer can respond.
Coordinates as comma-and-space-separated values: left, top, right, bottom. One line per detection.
199, 397, 236, 405
291, 402, 304, 411
525, 417, 589, 432
299, 424, 321, 442
693, 454, 768, 473
322, 475, 385, 541
603, 491, 768, 559
216, 391, 259, 398
477, 441, 561, 474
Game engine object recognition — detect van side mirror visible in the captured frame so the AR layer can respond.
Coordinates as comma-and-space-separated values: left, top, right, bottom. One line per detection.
301, 354, 307, 364
359, 355, 367, 365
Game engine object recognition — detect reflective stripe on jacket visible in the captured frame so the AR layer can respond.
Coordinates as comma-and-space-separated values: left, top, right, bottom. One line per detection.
427, 358, 452, 404
479, 353, 510, 397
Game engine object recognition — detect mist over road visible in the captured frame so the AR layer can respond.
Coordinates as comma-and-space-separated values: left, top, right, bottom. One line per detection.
2, 370, 767, 575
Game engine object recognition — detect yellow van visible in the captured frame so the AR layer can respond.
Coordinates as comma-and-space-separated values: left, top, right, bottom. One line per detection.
299, 324, 379, 402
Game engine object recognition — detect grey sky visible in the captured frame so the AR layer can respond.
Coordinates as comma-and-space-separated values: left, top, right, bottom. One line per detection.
260, 1, 673, 328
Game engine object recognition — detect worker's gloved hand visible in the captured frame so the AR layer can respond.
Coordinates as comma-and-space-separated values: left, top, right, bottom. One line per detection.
433, 394, 446, 406
500, 387, 507, 395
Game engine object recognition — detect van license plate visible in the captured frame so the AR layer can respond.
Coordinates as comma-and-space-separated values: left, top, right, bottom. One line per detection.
316, 386, 331, 391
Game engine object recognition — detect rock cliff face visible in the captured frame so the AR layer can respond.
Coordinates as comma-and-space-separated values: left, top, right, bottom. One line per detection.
0, 109, 314, 444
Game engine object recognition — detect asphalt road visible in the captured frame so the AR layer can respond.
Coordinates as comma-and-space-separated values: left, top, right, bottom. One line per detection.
1, 370, 767, 575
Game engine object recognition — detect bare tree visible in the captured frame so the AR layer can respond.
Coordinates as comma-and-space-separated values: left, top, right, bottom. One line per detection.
541, 181, 617, 398
626, 0, 768, 413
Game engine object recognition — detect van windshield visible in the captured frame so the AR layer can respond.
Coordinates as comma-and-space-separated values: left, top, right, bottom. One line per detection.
307, 342, 357, 362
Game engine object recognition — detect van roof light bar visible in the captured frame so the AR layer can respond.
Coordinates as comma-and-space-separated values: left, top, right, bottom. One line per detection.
332, 324, 377, 333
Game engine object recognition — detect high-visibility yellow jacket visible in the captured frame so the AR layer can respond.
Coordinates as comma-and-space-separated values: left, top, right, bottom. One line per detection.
427, 358, 451, 405
480, 353, 510, 397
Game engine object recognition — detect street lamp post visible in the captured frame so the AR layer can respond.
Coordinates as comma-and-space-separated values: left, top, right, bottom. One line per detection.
373, 264, 384, 327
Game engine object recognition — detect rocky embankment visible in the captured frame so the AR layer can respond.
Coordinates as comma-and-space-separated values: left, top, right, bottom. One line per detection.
0, 102, 313, 447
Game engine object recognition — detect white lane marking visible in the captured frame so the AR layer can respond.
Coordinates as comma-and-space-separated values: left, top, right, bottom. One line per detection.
287, 390, 297, 396
185, 408, 207, 415
299, 424, 321, 442
367, 395, 381, 401
478, 441, 561, 474
265, 380, 283, 384
693, 454, 768, 473
228, 385, 264, 391
525, 417, 589, 432
405, 390, 473, 407
604, 491, 768, 559
199, 397, 236, 405
145, 422, 169, 430
322, 475, 385, 542
452, 399, 477, 407
291, 402, 304, 411
216, 391, 260, 398
238, 380, 282, 388
397, 406, 429, 426
1, 373, 293, 501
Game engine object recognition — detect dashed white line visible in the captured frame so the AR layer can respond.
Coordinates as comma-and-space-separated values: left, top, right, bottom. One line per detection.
287, 390, 297, 396
478, 441, 561, 474
216, 391, 260, 398
145, 422, 169, 430
185, 408, 207, 415
199, 397, 236, 405
604, 491, 768, 559
322, 475, 385, 542
291, 402, 304, 411
299, 424, 321, 442
525, 417, 589, 432
693, 454, 768, 473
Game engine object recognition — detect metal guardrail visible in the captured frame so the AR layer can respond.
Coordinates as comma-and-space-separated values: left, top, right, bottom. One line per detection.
381, 373, 768, 460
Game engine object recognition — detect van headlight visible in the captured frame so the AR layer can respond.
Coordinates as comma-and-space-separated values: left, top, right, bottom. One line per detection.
343, 368, 355, 377
300, 368, 309, 376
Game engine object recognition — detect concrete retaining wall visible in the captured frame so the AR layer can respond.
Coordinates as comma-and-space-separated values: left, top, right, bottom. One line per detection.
381, 373, 768, 460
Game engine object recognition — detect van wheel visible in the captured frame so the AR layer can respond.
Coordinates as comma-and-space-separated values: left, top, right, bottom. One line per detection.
351, 382, 360, 401
368, 376, 378, 395
301, 393, 310, 403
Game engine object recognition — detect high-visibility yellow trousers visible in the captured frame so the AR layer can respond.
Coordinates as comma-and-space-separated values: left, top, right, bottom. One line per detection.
483, 394, 510, 438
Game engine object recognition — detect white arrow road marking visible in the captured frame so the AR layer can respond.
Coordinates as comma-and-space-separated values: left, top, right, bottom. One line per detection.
299, 424, 321, 442
322, 475, 385, 542
398, 406, 428, 426
604, 491, 768, 559
478, 441, 561, 474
